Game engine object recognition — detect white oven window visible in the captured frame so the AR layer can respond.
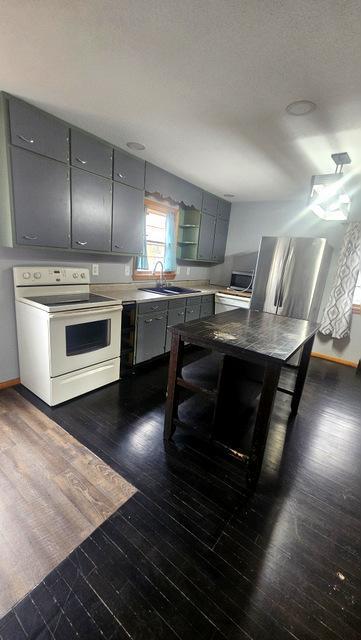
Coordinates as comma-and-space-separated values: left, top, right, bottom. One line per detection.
66, 319, 110, 356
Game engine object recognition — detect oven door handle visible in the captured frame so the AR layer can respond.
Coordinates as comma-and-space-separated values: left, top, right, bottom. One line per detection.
48, 305, 122, 320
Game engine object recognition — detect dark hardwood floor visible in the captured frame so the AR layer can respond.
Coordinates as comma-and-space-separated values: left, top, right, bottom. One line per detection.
1, 350, 360, 640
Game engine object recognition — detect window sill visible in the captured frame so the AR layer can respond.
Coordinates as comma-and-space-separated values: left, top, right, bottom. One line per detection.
133, 270, 176, 281
352, 304, 361, 315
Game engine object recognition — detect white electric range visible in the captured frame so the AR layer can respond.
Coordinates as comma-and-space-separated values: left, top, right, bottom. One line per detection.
13, 266, 122, 405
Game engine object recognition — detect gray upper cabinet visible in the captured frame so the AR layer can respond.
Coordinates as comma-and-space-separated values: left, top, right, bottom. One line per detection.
198, 212, 216, 261
212, 217, 229, 262
202, 191, 218, 216
217, 198, 231, 221
113, 149, 145, 190
71, 129, 112, 178
112, 183, 144, 255
145, 163, 202, 209
9, 97, 69, 163
11, 147, 70, 248
71, 167, 112, 251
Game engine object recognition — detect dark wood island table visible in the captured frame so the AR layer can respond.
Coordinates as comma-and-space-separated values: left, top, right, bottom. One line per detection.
164, 308, 319, 488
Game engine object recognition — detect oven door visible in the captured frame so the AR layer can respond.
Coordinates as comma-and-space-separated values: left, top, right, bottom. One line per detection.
48, 305, 122, 377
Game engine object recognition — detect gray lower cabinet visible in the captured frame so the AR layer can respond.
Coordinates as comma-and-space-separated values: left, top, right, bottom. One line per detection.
212, 217, 229, 262
114, 149, 145, 190
135, 311, 168, 363
71, 129, 113, 178
10, 147, 70, 248
71, 167, 112, 251
198, 213, 216, 260
165, 305, 186, 351
200, 301, 214, 317
185, 303, 201, 322
9, 97, 69, 163
112, 183, 144, 254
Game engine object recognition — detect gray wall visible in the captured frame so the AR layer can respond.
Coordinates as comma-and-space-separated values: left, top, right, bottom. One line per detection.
0, 246, 212, 382
212, 199, 361, 363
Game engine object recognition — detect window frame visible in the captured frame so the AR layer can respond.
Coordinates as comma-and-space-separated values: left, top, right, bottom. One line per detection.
133, 197, 179, 281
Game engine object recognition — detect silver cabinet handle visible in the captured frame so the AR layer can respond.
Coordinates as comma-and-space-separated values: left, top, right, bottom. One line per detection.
145, 319, 153, 324
155, 316, 164, 320
178, 311, 184, 316
117, 172, 125, 179
18, 134, 34, 144
76, 241, 88, 246
114, 244, 123, 249
23, 234, 38, 240
75, 157, 87, 164
151, 305, 159, 310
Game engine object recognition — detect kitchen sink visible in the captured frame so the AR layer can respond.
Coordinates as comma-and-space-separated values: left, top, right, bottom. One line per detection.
138, 286, 201, 296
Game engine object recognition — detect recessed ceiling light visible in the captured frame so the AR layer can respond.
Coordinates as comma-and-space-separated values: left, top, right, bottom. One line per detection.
223, 193, 235, 198
126, 141, 146, 151
286, 100, 316, 116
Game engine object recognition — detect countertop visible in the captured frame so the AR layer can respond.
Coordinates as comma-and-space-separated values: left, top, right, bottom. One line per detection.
91, 281, 222, 303
171, 308, 319, 364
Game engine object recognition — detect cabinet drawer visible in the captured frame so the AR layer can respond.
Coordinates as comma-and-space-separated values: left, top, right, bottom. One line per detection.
71, 129, 113, 178
202, 191, 218, 216
168, 298, 187, 309
186, 296, 202, 306
9, 97, 69, 163
138, 299, 168, 315
200, 302, 214, 318
201, 294, 214, 304
185, 304, 201, 322
113, 149, 145, 189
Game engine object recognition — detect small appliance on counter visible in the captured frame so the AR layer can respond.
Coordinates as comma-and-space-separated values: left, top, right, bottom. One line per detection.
228, 271, 254, 293
13, 266, 123, 405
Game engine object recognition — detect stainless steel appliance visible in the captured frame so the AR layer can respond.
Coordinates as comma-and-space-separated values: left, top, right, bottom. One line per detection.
251, 237, 332, 322
229, 271, 254, 292
14, 266, 122, 405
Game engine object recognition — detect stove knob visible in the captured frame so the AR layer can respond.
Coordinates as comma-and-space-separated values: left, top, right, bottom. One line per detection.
81, 272, 86, 278
23, 272, 31, 279
73, 273, 79, 279
34, 272, 41, 279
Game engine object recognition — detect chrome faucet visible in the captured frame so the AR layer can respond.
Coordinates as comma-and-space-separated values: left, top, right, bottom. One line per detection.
153, 261, 166, 288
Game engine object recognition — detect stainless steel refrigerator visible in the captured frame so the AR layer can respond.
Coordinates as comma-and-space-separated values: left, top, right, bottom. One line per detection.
251, 237, 332, 322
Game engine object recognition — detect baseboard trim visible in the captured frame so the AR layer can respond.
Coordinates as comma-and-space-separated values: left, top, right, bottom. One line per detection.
0, 377, 20, 390
311, 352, 358, 368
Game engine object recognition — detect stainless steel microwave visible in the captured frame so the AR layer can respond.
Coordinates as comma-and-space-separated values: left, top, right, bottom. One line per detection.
229, 271, 254, 292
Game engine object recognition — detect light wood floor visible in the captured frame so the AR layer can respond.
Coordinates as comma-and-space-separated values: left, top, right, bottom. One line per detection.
0, 388, 136, 617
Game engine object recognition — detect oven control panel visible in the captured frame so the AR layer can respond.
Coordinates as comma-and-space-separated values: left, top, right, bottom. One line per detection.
13, 266, 90, 286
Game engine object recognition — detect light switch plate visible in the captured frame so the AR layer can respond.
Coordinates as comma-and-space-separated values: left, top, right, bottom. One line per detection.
176, 266, 181, 275
186, 267, 191, 275
125, 264, 131, 276
92, 263, 99, 276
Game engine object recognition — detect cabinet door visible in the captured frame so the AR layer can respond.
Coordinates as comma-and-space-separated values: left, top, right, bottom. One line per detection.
9, 97, 69, 163
198, 212, 216, 261
185, 304, 201, 322
202, 191, 218, 216
145, 163, 202, 209
11, 147, 70, 248
165, 305, 186, 351
71, 129, 113, 178
112, 183, 145, 254
200, 301, 214, 318
217, 198, 231, 221
212, 218, 229, 262
71, 168, 112, 251
135, 312, 167, 363
113, 149, 145, 190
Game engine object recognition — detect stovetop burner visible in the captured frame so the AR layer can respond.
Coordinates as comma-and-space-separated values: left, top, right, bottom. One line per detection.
27, 293, 111, 307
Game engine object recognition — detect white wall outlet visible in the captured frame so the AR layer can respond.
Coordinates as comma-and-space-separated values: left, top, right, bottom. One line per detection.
186, 267, 191, 275
124, 264, 131, 276
92, 263, 99, 276
176, 266, 181, 275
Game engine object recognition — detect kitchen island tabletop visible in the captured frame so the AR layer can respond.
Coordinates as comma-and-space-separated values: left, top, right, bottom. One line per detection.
164, 308, 319, 487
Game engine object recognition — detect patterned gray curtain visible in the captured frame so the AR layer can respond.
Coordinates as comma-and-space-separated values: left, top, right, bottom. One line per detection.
319, 222, 361, 339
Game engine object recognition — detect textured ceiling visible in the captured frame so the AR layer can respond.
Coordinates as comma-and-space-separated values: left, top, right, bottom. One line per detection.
1, 0, 360, 201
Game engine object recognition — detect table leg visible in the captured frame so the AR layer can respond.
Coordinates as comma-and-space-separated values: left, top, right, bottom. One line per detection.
247, 362, 281, 488
164, 332, 184, 441
290, 334, 315, 416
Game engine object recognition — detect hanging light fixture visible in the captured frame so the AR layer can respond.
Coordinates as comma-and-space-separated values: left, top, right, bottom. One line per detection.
309, 152, 352, 221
